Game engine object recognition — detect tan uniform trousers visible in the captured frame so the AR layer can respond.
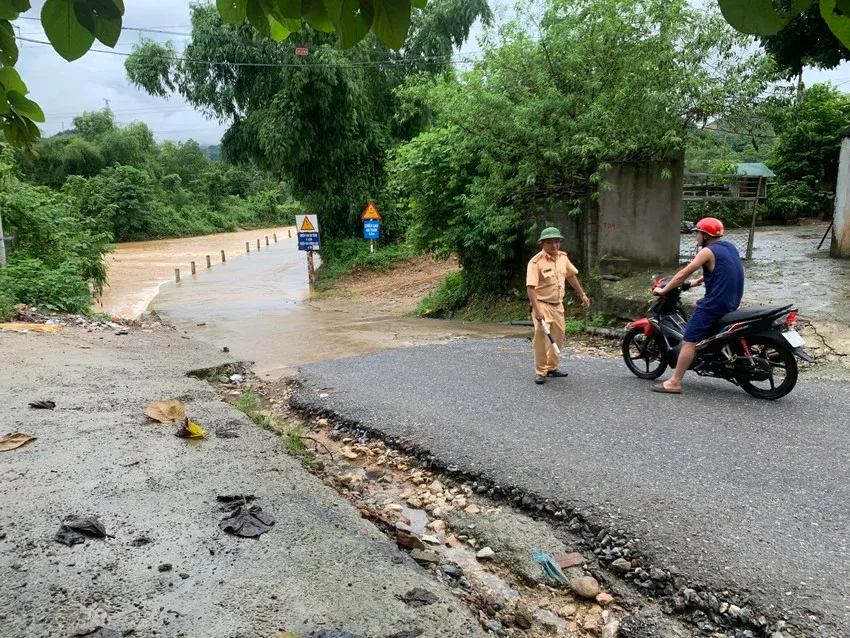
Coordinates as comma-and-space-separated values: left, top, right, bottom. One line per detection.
532, 302, 565, 376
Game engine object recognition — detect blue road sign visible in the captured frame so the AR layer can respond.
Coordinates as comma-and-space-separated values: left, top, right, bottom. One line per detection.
364, 220, 380, 240
298, 232, 321, 251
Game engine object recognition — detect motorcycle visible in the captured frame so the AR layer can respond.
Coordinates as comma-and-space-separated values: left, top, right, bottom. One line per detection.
622, 276, 813, 400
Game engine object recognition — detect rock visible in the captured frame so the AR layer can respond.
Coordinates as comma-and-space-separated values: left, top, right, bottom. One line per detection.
385, 504, 404, 512
484, 619, 502, 633
427, 519, 446, 534
421, 534, 441, 545
444, 534, 459, 548
453, 497, 467, 509
157, 564, 172, 573
464, 504, 481, 514
583, 616, 601, 634
570, 576, 601, 599
596, 592, 614, 606
728, 604, 741, 618
428, 480, 444, 494
718, 602, 729, 614
442, 564, 463, 579
406, 497, 423, 509
558, 603, 578, 618
395, 521, 413, 534
365, 467, 386, 481
649, 567, 667, 581
514, 604, 534, 629
602, 620, 620, 638
610, 558, 631, 574
476, 547, 495, 559
410, 549, 440, 565
317, 418, 329, 428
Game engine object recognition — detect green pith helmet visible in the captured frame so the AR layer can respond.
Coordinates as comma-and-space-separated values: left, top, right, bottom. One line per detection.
538, 227, 564, 243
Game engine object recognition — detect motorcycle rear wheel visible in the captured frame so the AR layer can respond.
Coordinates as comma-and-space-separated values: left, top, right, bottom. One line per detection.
737, 337, 798, 400
622, 327, 668, 380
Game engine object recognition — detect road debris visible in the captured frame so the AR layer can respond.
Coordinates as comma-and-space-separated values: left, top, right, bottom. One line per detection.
175, 417, 207, 439
28, 400, 56, 410
55, 515, 108, 546
145, 399, 187, 423
70, 627, 122, 638
217, 495, 275, 538
400, 588, 438, 607
0, 432, 37, 452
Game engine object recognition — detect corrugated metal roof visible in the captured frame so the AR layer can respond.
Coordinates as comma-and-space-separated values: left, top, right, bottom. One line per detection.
735, 163, 776, 178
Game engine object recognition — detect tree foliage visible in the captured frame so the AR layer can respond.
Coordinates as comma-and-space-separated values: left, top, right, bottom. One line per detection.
125, 0, 490, 242
390, 0, 773, 296
0, 0, 428, 150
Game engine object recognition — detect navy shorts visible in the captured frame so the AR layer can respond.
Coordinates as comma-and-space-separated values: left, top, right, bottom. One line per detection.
682, 306, 725, 343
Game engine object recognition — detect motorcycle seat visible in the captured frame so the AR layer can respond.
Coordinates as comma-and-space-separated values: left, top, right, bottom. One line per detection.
715, 304, 794, 327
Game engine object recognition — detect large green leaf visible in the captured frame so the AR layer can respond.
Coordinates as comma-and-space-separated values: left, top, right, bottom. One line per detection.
835, 0, 850, 14
269, 16, 291, 41
0, 97, 9, 116
372, 0, 410, 50
0, 19, 17, 66
0, 2, 19, 20
324, 0, 374, 48
42, 0, 96, 61
821, 0, 850, 48
247, 0, 272, 36
411, 0, 426, 7
718, 0, 785, 34
217, 0, 248, 23
0, 65, 26, 94
303, 0, 334, 31
12, 0, 32, 11
274, 0, 302, 19
7, 89, 45, 122
74, 0, 123, 48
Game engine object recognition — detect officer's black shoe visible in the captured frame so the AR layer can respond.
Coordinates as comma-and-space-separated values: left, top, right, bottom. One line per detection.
534, 374, 546, 385
547, 369, 569, 378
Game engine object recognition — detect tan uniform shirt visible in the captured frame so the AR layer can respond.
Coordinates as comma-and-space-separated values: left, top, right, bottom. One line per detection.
526, 250, 579, 304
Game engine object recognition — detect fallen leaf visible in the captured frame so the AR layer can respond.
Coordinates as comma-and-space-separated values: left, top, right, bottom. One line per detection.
145, 400, 186, 423
0, 432, 37, 452
175, 417, 206, 439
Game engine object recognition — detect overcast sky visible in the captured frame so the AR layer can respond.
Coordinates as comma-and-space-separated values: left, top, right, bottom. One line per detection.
16, 0, 850, 146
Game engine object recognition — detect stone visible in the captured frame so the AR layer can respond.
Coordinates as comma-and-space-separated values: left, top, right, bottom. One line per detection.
610, 558, 631, 574
428, 480, 444, 494
385, 504, 403, 512
728, 604, 741, 618
602, 620, 620, 638
445, 534, 459, 548
558, 603, 578, 618
410, 549, 440, 565
464, 504, 481, 514
427, 519, 446, 534
395, 521, 413, 534
596, 592, 614, 606
442, 564, 463, 578
555, 552, 584, 570
421, 534, 441, 545
484, 619, 502, 633
317, 418, 329, 428
514, 604, 534, 629
649, 567, 667, 581
476, 547, 495, 559
570, 576, 601, 599
158, 564, 172, 573
718, 602, 729, 614
406, 497, 423, 509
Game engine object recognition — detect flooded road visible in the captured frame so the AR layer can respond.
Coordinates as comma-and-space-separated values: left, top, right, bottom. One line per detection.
96, 226, 297, 319
145, 231, 527, 378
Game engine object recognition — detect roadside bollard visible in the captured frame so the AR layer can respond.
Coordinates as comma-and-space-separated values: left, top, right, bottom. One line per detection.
288, 230, 291, 238
221, 250, 226, 263
206, 255, 211, 268
174, 269, 180, 283
257, 239, 261, 250
246, 242, 250, 253
274, 233, 277, 242
265, 236, 269, 246
191, 261, 196, 275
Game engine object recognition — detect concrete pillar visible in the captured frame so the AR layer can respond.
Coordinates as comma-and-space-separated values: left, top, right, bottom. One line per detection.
832, 136, 850, 258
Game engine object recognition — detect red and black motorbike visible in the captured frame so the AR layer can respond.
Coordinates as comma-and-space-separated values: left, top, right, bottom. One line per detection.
622, 276, 813, 400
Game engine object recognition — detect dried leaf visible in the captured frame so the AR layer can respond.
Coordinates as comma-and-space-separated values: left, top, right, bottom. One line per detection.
145, 399, 186, 423
0, 432, 36, 452
175, 417, 206, 439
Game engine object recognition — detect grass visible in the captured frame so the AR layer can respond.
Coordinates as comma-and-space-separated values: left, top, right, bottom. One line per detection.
413, 271, 468, 317
234, 391, 257, 414
316, 238, 416, 290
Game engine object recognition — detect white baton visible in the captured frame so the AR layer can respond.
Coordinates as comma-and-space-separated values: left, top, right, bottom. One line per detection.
540, 320, 561, 355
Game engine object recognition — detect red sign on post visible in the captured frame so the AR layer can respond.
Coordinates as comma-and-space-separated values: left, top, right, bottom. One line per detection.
295, 47, 309, 56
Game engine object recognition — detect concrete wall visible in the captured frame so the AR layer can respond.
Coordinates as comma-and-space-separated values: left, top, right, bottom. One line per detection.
596, 154, 683, 269
832, 137, 850, 258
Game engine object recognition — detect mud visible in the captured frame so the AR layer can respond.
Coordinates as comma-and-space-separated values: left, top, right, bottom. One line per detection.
0, 327, 487, 638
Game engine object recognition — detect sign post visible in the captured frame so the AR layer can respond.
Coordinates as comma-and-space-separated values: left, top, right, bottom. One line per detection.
361, 201, 382, 253
296, 214, 321, 286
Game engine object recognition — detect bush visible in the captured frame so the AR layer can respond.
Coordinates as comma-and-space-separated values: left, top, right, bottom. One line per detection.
413, 271, 469, 317
316, 238, 415, 288
761, 180, 831, 221
0, 258, 93, 314
0, 289, 16, 321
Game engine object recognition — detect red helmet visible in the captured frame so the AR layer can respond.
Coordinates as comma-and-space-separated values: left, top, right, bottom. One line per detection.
695, 217, 724, 237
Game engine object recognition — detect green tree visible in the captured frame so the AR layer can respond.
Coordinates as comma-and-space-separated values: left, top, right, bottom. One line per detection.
77, 165, 157, 241
125, 0, 489, 242
391, 0, 772, 295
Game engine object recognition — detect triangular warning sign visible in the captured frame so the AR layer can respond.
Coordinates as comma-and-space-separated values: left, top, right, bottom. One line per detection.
361, 202, 382, 221
300, 217, 316, 231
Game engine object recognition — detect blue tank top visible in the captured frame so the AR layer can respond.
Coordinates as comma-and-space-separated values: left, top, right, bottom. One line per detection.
698, 240, 744, 314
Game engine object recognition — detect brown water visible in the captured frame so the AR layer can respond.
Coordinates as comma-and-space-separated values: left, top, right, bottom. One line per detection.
86, 229, 524, 378
96, 226, 297, 319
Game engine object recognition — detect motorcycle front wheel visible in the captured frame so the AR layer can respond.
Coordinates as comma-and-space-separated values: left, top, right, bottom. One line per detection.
737, 337, 798, 400
622, 327, 668, 380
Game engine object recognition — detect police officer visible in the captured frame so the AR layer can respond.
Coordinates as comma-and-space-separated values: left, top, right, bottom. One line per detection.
526, 227, 591, 385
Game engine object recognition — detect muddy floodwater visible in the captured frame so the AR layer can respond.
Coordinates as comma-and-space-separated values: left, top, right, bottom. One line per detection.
97, 227, 528, 378
96, 226, 297, 319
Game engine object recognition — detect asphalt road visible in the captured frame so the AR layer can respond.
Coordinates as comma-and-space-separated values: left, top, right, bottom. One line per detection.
296, 339, 850, 636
